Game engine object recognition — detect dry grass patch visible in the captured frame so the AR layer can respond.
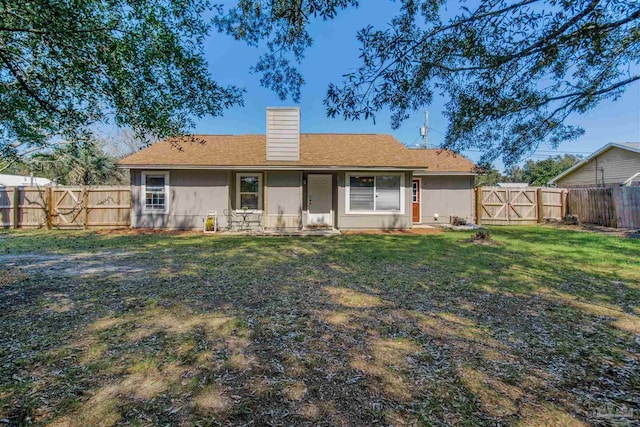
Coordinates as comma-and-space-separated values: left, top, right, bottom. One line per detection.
81, 341, 108, 364
41, 293, 75, 313
324, 286, 384, 308
410, 311, 511, 362
223, 351, 255, 371
539, 289, 640, 334
125, 306, 238, 342
517, 403, 588, 427
193, 386, 232, 414
457, 366, 523, 417
45, 363, 184, 427
50, 385, 122, 427
351, 338, 421, 401
318, 309, 354, 327
283, 381, 307, 401
296, 402, 320, 420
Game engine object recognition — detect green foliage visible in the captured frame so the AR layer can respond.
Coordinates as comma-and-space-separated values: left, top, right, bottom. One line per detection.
518, 155, 583, 186
0, 158, 30, 176
219, 1, 639, 165
475, 165, 505, 186
503, 154, 583, 186
476, 154, 582, 186
30, 139, 126, 185
214, 0, 358, 102
3, 0, 638, 167
324, 0, 639, 165
0, 0, 243, 157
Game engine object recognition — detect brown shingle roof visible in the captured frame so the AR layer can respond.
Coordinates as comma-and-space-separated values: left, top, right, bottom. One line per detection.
117, 134, 475, 172
408, 148, 478, 172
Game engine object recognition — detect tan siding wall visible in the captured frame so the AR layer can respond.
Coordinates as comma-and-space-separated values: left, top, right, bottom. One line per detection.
420, 175, 475, 224
131, 170, 229, 229
265, 171, 302, 229
557, 147, 640, 187
336, 171, 412, 229
266, 108, 300, 161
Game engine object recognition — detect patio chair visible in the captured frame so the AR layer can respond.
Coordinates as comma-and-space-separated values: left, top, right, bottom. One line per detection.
223, 209, 242, 231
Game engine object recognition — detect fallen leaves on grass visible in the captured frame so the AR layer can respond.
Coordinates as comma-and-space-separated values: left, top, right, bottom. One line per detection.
0, 228, 638, 426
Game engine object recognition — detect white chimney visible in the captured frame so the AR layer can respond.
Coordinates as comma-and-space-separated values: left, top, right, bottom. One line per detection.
266, 107, 300, 161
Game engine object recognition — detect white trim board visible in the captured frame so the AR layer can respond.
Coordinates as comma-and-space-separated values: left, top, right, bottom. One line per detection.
141, 171, 170, 214
412, 177, 422, 223
235, 172, 263, 213
345, 172, 406, 215
306, 174, 333, 227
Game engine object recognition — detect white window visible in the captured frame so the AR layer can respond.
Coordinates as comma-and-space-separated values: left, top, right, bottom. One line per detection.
346, 173, 404, 214
236, 173, 262, 212
141, 171, 169, 213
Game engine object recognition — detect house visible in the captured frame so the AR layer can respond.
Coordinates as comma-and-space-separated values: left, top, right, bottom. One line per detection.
116, 107, 476, 231
0, 173, 53, 187
549, 143, 640, 187
497, 182, 529, 188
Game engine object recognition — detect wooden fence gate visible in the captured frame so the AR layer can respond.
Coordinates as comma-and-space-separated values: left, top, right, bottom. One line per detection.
476, 187, 567, 225
0, 186, 131, 229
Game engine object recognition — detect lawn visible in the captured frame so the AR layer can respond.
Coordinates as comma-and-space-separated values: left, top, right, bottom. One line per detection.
0, 227, 638, 426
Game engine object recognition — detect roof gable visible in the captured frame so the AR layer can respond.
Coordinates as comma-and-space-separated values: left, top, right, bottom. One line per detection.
549, 143, 640, 184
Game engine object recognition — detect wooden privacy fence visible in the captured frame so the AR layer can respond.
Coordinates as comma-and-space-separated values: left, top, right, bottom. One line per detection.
0, 186, 131, 229
567, 187, 640, 229
476, 186, 568, 225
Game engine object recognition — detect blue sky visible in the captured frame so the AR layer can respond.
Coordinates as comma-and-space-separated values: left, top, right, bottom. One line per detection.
196, 1, 640, 172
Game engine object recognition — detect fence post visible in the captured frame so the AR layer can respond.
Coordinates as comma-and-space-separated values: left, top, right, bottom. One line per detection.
536, 188, 543, 223
13, 187, 20, 229
83, 185, 89, 229
506, 189, 511, 225
475, 186, 482, 225
47, 186, 54, 229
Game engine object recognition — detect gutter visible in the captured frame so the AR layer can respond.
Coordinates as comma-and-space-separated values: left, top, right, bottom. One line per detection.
116, 164, 430, 172
412, 171, 477, 176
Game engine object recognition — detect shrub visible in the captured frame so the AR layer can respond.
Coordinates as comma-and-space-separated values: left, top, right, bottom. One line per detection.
451, 216, 467, 226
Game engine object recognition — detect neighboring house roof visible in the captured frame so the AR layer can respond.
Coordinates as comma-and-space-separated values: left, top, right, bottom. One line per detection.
497, 182, 529, 188
622, 172, 640, 186
549, 142, 640, 184
117, 134, 476, 172
0, 174, 52, 187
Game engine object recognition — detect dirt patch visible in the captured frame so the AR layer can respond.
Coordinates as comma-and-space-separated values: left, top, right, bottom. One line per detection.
342, 228, 442, 235
94, 228, 201, 236
544, 223, 640, 238
0, 251, 149, 279
463, 230, 500, 246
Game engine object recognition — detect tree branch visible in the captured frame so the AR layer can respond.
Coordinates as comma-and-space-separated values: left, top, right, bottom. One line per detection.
545, 74, 640, 104
0, 49, 61, 114
0, 24, 119, 35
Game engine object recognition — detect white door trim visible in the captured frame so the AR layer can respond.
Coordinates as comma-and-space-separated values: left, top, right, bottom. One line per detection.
307, 174, 333, 227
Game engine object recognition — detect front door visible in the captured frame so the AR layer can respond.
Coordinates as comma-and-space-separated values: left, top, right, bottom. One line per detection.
412, 178, 421, 223
307, 174, 333, 227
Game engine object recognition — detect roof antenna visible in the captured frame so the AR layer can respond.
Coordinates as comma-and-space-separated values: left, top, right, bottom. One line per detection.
419, 110, 429, 148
